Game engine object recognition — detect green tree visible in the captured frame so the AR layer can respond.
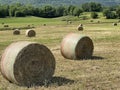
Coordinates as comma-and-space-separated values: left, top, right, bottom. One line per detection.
67, 5, 76, 15
42, 5, 56, 18
56, 6, 66, 17
33, 8, 41, 17
73, 7, 83, 17
15, 10, 25, 17
82, 2, 102, 12
103, 9, 117, 19
82, 3, 90, 12
0, 5, 9, 18
9, 3, 23, 17
91, 12, 98, 19
116, 7, 120, 19
9, 5, 16, 17
25, 5, 35, 16
89, 2, 102, 12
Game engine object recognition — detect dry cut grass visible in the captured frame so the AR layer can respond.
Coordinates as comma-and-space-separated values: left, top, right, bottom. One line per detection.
0, 18, 120, 90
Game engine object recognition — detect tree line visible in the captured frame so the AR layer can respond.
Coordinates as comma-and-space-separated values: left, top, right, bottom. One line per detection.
0, 2, 120, 19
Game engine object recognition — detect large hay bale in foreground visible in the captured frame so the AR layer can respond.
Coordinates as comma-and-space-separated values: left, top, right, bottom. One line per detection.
13, 29, 20, 35
0, 41, 55, 86
26, 29, 36, 37
60, 33, 94, 59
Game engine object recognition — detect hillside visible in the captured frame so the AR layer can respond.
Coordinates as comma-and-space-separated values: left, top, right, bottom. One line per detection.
0, 0, 120, 6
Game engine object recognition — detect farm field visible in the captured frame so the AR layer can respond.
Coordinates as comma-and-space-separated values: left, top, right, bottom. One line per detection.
0, 16, 120, 90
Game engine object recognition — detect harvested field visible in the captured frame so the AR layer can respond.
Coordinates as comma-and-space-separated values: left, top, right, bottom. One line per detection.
0, 17, 120, 90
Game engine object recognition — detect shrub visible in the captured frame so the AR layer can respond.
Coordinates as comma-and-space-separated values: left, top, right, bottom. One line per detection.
91, 12, 98, 19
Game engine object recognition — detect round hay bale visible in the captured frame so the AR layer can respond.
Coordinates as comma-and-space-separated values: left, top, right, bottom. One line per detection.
97, 21, 100, 23
1, 22, 4, 25
4, 25, 9, 27
113, 23, 117, 26
43, 24, 46, 26
90, 20, 93, 22
69, 21, 72, 24
26, 29, 36, 37
67, 20, 72, 24
0, 41, 56, 86
13, 29, 20, 35
60, 33, 94, 59
79, 24, 83, 27
78, 26, 83, 31
118, 20, 120, 23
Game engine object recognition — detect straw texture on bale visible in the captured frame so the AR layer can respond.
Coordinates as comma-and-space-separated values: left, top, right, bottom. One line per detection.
60, 33, 94, 59
0, 41, 55, 86
13, 29, 20, 35
26, 29, 36, 37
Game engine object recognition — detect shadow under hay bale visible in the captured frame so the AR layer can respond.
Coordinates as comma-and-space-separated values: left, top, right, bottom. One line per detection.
91, 56, 104, 60
0, 41, 56, 87
60, 33, 94, 60
26, 29, 36, 37
49, 76, 74, 86
26, 76, 74, 87
13, 29, 20, 35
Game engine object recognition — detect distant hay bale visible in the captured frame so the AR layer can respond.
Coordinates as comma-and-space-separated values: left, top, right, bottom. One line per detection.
97, 21, 100, 23
79, 24, 83, 27
90, 20, 93, 22
0, 41, 56, 86
78, 24, 83, 31
60, 33, 94, 59
78, 26, 83, 31
82, 16, 87, 20
27, 25, 30, 27
113, 23, 117, 26
13, 29, 20, 35
67, 20, 72, 24
26, 29, 36, 37
69, 21, 72, 24
4, 25, 9, 27
43, 24, 46, 26
118, 20, 120, 23
1, 22, 4, 25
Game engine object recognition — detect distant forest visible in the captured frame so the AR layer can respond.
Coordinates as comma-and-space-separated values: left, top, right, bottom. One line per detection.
0, 2, 120, 19
0, 0, 120, 6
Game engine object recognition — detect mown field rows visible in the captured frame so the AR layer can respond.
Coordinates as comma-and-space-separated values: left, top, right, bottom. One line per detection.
0, 16, 120, 90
